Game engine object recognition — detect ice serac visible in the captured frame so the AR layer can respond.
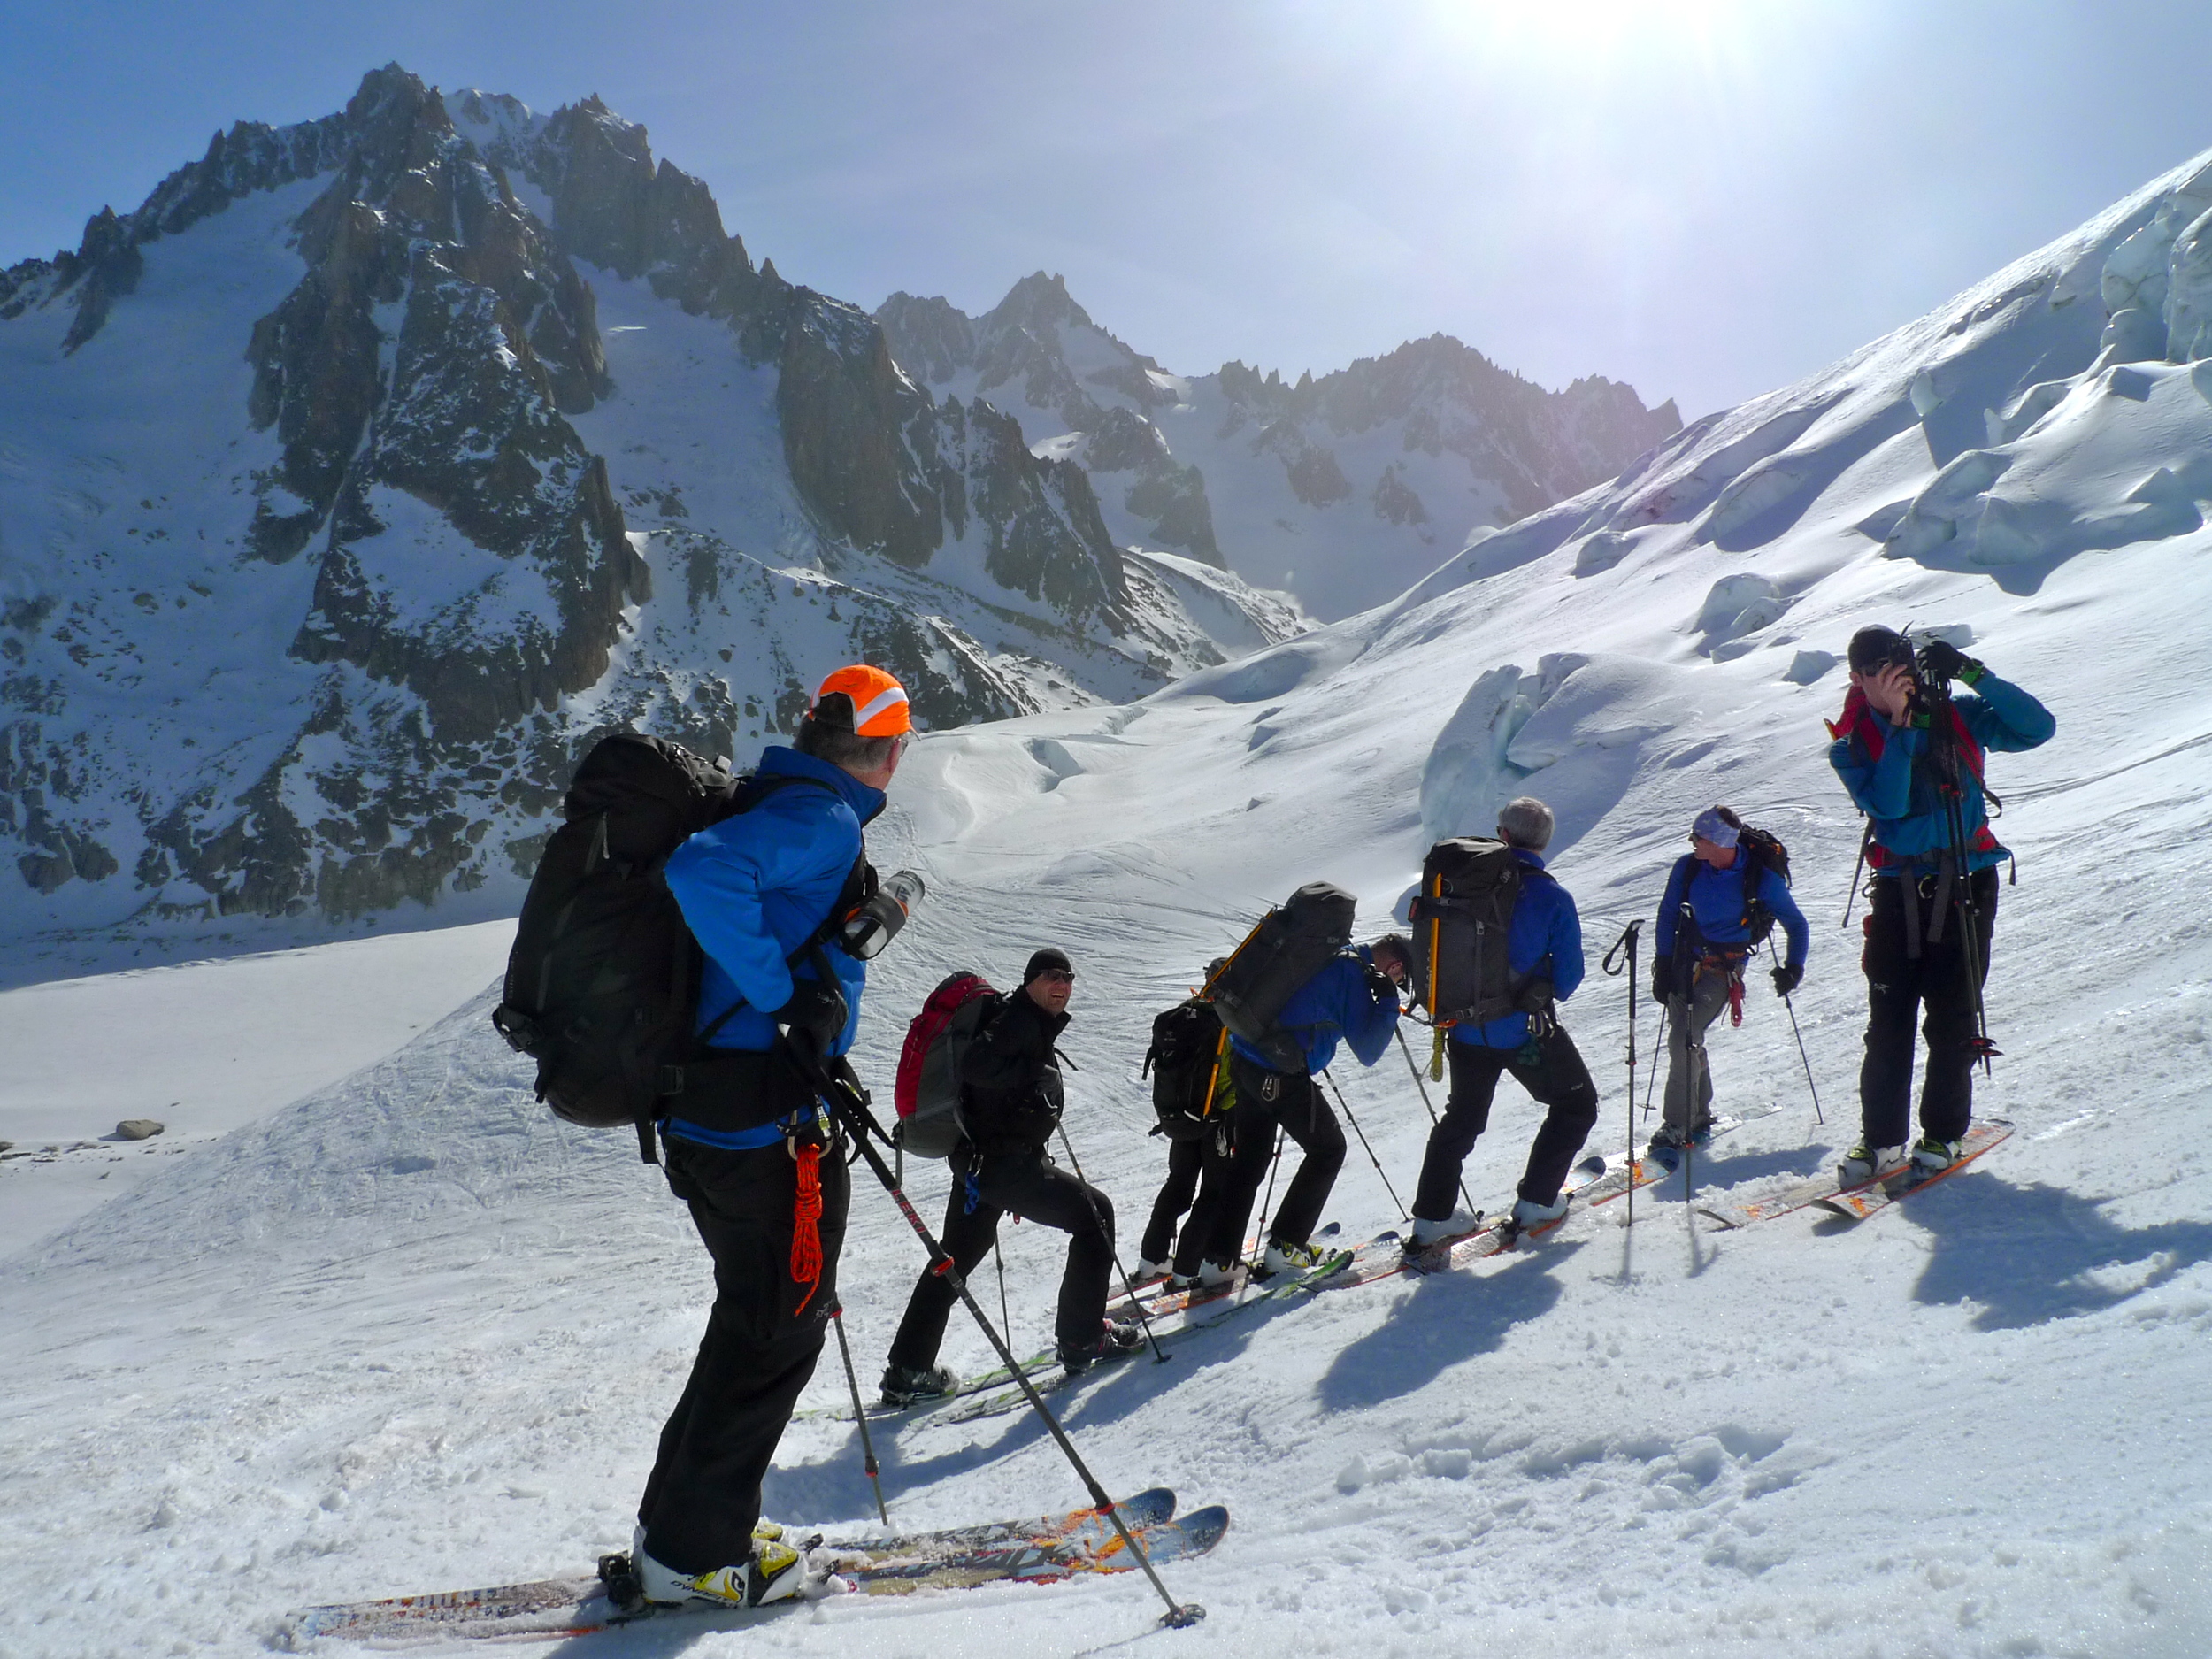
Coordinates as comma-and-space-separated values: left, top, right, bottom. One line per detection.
0, 67, 1301, 944
878, 283, 1680, 620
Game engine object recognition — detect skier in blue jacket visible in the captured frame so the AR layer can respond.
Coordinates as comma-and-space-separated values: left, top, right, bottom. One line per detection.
634, 665, 911, 1612
1405, 795, 1600, 1246
1179, 928, 1409, 1282
1646, 805, 1809, 1170
1829, 627, 2053, 1180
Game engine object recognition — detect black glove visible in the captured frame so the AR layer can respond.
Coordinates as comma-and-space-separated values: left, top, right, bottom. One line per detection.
1650, 958, 1675, 1002
1512, 977, 1554, 1014
1770, 963, 1803, 997
772, 979, 849, 1051
1366, 964, 1401, 1008
1915, 638, 1985, 686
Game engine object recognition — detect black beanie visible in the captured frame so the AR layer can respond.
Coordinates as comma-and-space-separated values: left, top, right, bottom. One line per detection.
1023, 947, 1073, 984
1847, 626, 1912, 674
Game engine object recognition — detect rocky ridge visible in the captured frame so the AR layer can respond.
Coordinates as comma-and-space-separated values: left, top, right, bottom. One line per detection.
876, 273, 1681, 619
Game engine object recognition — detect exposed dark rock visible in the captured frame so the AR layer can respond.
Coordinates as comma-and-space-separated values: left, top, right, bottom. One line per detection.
874, 292, 974, 383
774, 289, 947, 568
1125, 463, 1222, 562
1084, 406, 1170, 472
1372, 464, 1428, 526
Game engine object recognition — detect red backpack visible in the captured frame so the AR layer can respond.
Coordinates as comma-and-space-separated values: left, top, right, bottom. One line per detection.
893, 972, 999, 1158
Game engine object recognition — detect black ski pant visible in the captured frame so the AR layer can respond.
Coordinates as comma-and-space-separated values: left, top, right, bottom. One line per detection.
1139, 1133, 1207, 1266
639, 1133, 850, 1577
1860, 867, 1998, 1148
1191, 1057, 1345, 1264
886, 1150, 1116, 1369
1410, 1025, 1600, 1221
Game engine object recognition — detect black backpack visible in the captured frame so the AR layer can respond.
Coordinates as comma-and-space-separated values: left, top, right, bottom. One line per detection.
1203, 881, 1358, 1071
1731, 826, 1793, 944
1141, 997, 1232, 1141
492, 733, 861, 1161
1409, 838, 1524, 1025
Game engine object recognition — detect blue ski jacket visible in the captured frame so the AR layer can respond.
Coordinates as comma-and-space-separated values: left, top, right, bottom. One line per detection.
1828, 673, 2053, 873
1450, 849, 1586, 1052
1230, 947, 1402, 1076
1655, 849, 1809, 972
664, 745, 882, 1061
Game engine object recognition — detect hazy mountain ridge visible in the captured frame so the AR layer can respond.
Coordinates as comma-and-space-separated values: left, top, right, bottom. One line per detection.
876, 272, 1681, 618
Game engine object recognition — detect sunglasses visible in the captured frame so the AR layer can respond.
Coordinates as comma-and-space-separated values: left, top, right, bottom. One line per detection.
1036, 970, 1077, 985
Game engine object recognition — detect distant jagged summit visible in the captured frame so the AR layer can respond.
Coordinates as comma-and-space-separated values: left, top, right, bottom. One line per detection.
876, 276, 1679, 618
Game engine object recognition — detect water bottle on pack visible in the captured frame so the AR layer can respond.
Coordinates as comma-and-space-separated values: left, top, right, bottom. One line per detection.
840, 870, 926, 960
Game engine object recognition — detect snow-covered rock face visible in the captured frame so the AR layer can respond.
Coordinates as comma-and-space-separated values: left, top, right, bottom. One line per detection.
0, 68, 1302, 942
877, 280, 1680, 621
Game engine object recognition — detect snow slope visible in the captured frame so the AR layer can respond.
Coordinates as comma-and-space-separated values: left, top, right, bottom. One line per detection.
5, 150, 2212, 1658
0, 919, 513, 1258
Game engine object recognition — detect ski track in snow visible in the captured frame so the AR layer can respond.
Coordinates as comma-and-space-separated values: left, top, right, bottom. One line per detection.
8, 161, 2212, 1658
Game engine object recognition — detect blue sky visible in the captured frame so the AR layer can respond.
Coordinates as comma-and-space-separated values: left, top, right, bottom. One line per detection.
6, 1, 2211, 419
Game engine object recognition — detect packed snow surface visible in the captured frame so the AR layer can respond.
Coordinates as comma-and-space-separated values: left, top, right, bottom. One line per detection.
6, 153, 2212, 1658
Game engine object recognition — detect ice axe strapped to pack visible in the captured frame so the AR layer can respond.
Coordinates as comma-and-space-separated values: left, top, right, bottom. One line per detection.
1202, 882, 1358, 1071
1408, 838, 1525, 1027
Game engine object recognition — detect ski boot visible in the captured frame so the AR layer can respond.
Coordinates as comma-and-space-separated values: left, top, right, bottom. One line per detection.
1837, 1142, 1906, 1185
1910, 1133, 1964, 1173
1644, 1124, 1687, 1174
1509, 1193, 1570, 1233
632, 1535, 811, 1609
1059, 1317, 1146, 1377
1258, 1237, 1326, 1279
1405, 1208, 1481, 1250
1168, 1259, 1235, 1292
879, 1362, 959, 1408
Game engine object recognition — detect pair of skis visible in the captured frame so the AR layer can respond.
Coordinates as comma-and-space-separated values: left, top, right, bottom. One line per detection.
793, 1226, 1358, 1432
280, 1488, 1227, 1646
1700, 1118, 2014, 1229
1316, 1103, 1785, 1291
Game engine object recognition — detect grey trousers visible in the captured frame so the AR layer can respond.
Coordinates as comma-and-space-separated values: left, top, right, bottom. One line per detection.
1660, 967, 1736, 1133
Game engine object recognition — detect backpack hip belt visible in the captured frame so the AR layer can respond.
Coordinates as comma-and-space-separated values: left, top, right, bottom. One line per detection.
661, 1045, 819, 1136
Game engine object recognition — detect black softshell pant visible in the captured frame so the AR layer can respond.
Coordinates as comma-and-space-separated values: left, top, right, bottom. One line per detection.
639, 1133, 850, 1576
1139, 1133, 1207, 1266
1860, 867, 1998, 1148
886, 1151, 1116, 1368
1189, 1058, 1346, 1265
1410, 1025, 1601, 1220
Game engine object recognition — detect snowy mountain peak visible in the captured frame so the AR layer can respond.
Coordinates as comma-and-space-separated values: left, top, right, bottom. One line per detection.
0, 68, 1304, 945
984, 269, 1100, 334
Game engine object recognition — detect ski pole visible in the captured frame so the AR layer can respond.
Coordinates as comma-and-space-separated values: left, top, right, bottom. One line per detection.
1841, 819, 1872, 932
1601, 921, 1642, 1228
1252, 1126, 1285, 1268
1320, 1069, 1406, 1217
994, 1240, 1014, 1352
783, 1034, 1203, 1628
1056, 1122, 1171, 1364
1767, 936, 1824, 1125
827, 1302, 890, 1525
1394, 1025, 1476, 1217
